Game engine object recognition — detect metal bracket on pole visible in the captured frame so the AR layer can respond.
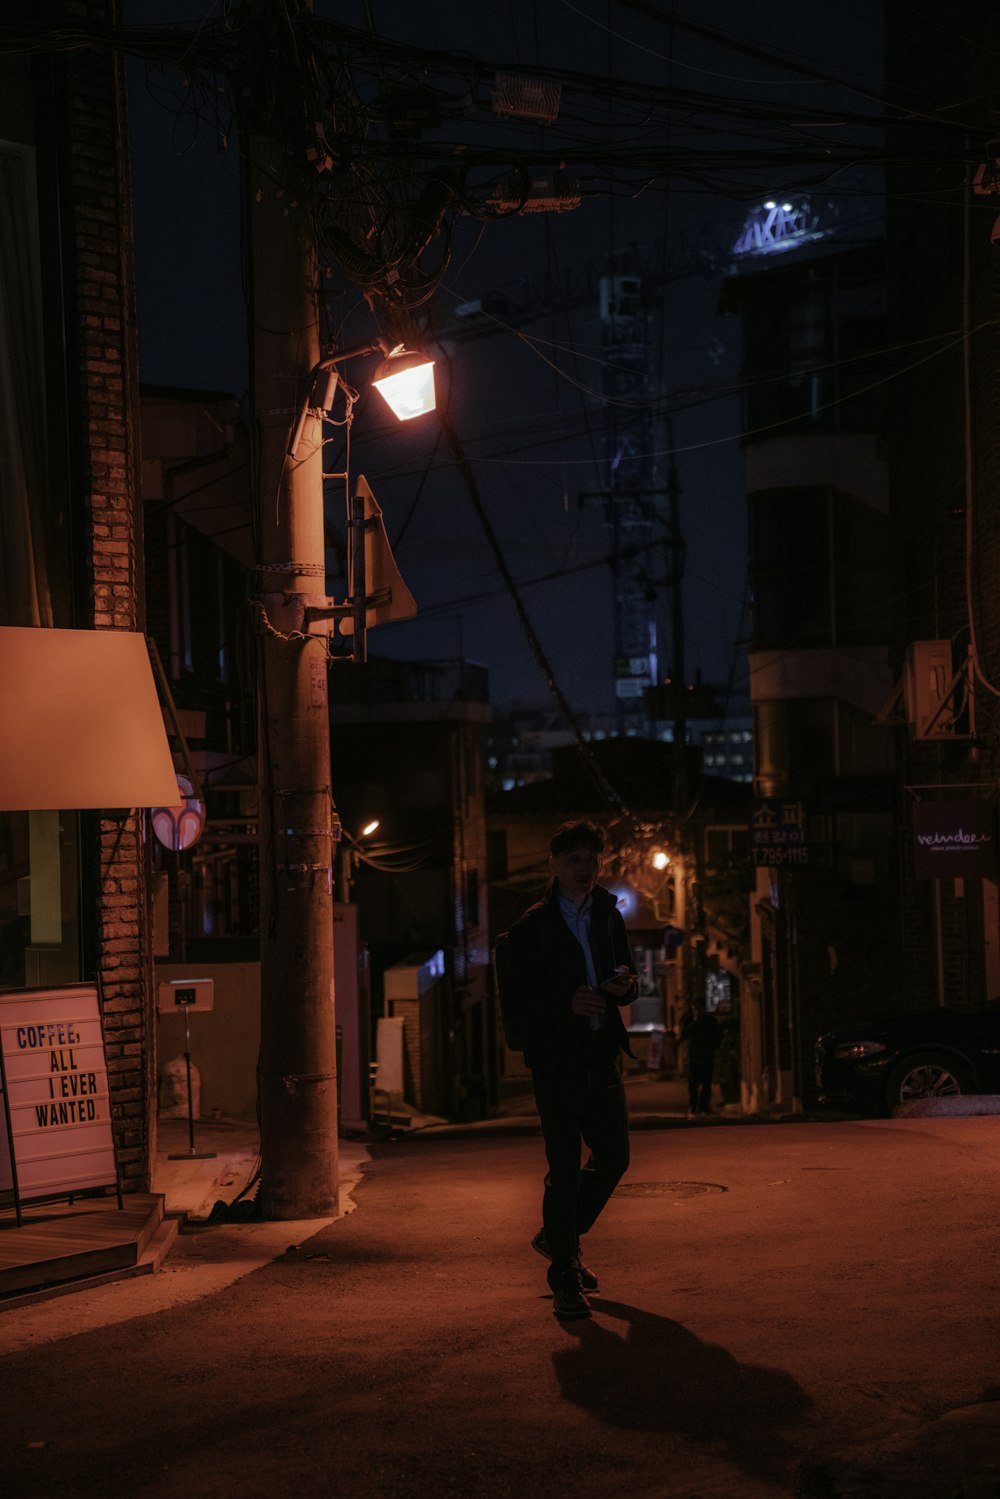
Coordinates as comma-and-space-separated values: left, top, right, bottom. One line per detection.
260, 592, 353, 638
304, 598, 355, 636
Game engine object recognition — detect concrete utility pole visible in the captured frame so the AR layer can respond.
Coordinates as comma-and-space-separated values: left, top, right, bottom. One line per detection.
249, 118, 340, 1215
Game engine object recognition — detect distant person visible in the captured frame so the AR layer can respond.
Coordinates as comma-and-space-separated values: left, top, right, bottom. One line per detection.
498, 819, 637, 1320
679, 999, 722, 1116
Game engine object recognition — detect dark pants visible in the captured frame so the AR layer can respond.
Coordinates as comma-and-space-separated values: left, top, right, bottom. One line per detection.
688, 1061, 714, 1114
531, 1047, 630, 1276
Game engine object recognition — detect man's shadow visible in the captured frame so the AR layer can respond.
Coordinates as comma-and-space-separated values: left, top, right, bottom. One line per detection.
552, 1297, 812, 1487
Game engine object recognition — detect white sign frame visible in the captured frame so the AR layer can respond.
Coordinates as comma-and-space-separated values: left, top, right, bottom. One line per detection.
0, 982, 121, 1224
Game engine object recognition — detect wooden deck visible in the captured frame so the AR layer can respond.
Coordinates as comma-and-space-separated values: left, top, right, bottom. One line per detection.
0, 1193, 173, 1304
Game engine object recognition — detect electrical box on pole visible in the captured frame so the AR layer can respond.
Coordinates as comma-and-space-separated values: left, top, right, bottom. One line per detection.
904, 640, 975, 741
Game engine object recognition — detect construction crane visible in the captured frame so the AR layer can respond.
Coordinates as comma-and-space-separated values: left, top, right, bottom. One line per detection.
582, 264, 679, 738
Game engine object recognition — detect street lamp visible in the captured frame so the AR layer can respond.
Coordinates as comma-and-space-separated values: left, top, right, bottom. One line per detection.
287, 340, 435, 459
371, 347, 436, 421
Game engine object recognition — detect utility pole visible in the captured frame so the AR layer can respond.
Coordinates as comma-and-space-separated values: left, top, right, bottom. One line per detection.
249, 41, 339, 1217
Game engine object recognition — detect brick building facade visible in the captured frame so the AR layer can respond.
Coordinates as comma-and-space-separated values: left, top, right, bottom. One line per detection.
75, 5, 152, 1191
0, 3, 157, 1189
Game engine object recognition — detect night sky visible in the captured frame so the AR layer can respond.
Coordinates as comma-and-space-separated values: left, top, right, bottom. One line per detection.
125, 0, 883, 717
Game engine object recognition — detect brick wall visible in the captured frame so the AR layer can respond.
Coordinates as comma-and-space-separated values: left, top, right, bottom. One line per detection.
61, 3, 154, 1190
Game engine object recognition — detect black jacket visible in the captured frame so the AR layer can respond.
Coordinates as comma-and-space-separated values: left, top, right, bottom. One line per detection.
499, 880, 636, 1070
680, 1008, 722, 1065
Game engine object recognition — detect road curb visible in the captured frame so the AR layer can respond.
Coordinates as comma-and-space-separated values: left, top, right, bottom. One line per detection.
894, 1094, 1000, 1118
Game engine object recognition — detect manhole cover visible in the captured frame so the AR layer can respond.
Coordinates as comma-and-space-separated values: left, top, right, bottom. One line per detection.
616, 1180, 727, 1198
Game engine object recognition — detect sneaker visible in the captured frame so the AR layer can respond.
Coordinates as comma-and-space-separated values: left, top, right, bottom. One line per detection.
548, 1269, 592, 1320
531, 1228, 599, 1293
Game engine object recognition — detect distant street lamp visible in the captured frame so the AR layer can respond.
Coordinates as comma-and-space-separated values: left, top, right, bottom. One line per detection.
339, 817, 381, 901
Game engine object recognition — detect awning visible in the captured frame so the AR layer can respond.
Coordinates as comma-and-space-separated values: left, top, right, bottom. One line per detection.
0, 627, 182, 810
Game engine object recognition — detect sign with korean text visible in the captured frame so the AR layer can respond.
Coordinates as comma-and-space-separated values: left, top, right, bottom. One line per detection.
751, 799, 809, 868
0, 984, 118, 1203
913, 800, 998, 880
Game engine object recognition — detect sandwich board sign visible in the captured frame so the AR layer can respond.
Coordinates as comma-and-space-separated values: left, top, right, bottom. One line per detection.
0, 983, 121, 1224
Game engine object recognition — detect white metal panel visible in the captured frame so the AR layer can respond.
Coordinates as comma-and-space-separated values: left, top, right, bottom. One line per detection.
0, 627, 182, 810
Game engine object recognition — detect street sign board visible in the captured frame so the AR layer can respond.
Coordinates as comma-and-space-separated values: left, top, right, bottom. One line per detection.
0, 983, 119, 1208
912, 799, 998, 879
751, 799, 809, 867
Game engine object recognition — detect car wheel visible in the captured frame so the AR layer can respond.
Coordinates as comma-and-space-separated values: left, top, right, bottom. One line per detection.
884, 1051, 976, 1111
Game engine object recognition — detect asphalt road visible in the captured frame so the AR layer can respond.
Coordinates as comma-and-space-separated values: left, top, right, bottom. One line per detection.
4, 1116, 1000, 1498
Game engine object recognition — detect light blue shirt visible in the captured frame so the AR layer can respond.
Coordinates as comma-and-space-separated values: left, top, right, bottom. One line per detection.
558, 890, 603, 1029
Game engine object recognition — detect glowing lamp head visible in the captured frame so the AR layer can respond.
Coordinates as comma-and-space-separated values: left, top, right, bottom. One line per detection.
372, 347, 436, 420
360, 819, 380, 838
651, 849, 670, 871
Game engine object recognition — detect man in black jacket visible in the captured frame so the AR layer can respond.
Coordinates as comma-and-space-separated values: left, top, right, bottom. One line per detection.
499, 820, 637, 1320
679, 999, 722, 1116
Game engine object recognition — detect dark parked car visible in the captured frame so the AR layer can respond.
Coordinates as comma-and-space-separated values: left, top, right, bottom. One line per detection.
815, 1006, 1000, 1115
